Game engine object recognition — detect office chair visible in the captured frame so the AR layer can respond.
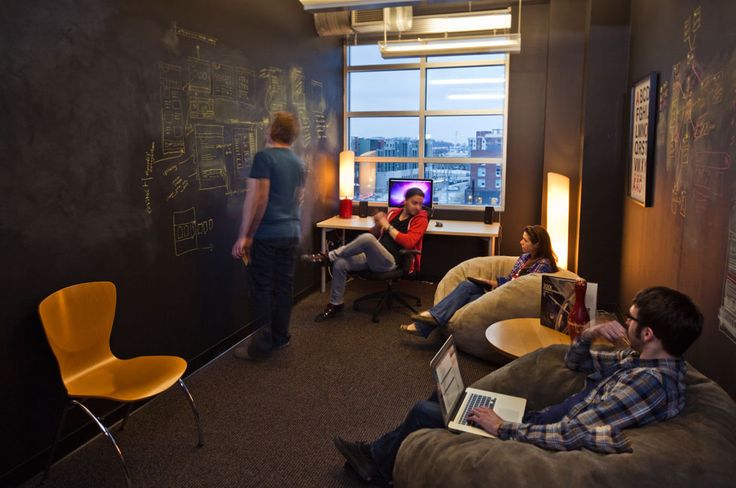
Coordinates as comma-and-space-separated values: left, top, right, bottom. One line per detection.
38, 281, 203, 488
352, 248, 422, 323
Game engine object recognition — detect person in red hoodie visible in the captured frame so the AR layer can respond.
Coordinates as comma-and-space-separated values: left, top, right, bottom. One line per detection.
303, 187, 429, 322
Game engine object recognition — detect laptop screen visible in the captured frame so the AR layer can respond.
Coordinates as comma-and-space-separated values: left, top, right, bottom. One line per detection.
430, 336, 465, 423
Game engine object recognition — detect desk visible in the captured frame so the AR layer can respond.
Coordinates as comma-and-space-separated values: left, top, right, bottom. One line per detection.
316, 216, 501, 293
485, 318, 570, 360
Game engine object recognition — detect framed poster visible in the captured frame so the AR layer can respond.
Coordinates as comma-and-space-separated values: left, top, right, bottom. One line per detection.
628, 72, 658, 207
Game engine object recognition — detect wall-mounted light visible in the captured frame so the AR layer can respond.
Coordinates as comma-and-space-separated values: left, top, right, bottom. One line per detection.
412, 11, 511, 33
379, 33, 520, 58
378, 1, 521, 58
546, 172, 570, 269
339, 150, 355, 218
300, 0, 420, 11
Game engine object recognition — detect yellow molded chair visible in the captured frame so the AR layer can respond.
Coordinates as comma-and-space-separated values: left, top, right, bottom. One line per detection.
38, 281, 203, 487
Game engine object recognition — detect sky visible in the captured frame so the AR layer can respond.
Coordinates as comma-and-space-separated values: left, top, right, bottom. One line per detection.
348, 45, 506, 142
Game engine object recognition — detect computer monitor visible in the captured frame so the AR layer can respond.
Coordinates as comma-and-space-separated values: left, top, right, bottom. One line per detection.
388, 178, 433, 208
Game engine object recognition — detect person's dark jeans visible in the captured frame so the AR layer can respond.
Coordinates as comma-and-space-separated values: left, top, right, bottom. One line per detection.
247, 237, 299, 357
429, 280, 485, 326
370, 392, 445, 482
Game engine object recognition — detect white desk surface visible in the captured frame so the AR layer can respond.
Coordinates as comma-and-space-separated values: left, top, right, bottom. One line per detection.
316, 216, 500, 238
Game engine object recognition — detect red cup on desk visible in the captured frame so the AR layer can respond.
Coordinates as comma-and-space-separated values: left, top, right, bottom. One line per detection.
339, 198, 353, 218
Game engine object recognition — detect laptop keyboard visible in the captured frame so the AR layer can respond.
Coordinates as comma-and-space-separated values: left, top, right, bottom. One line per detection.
459, 394, 497, 425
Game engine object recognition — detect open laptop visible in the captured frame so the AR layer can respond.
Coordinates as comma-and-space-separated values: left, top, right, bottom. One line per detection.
430, 335, 526, 438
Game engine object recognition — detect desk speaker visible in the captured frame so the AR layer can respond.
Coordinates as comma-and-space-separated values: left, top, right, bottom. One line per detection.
358, 201, 368, 218
484, 206, 494, 224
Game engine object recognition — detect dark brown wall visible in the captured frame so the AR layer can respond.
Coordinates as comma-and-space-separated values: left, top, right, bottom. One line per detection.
621, 0, 736, 397
576, 0, 631, 306
0, 0, 342, 482
540, 0, 587, 272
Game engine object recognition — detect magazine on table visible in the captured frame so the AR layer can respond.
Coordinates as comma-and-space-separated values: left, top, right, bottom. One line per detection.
540, 276, 598, 334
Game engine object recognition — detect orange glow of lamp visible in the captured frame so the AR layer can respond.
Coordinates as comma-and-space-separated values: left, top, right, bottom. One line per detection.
338, 150, 355, 218
546, 172, 570, 269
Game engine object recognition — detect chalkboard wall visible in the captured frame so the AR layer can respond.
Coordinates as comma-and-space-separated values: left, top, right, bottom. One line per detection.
0, 0, 341, 479
621, 0, 736, 397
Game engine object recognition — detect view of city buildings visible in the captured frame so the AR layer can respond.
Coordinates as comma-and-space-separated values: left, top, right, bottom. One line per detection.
351, 129, 503, 206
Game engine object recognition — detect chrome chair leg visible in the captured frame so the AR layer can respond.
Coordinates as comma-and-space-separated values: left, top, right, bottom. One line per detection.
178, 379, 204, 447
42, 403, 73, 483
118, 403, 135, 432
71, 400, 132, 488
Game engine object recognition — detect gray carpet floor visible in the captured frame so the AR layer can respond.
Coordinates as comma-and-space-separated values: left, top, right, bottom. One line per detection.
24, 280, 497, 488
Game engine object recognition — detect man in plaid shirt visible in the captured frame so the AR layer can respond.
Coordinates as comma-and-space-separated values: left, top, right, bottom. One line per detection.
334, 286, 703, 486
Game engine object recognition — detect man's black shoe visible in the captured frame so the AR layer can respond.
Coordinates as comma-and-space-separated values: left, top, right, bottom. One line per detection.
301, 252, 331, 266
334, 436, 385, 484
314, 303, 344, 322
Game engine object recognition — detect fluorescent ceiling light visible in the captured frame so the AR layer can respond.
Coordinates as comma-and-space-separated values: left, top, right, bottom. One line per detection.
447, 93, 504, 100
300, 0, 419, 11
429, 77, 506, 85
418, 12, 511, 33
379, 34, 520, 58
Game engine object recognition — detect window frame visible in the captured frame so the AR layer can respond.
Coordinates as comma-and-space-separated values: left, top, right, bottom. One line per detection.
344, 45, 510, 210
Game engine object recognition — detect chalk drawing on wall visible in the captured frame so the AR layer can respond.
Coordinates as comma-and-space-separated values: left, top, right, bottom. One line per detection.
143, 21, 336, 255
188, 57, 212, 96
660, 6, 735, 217
290, 67, 311, 148
212, 62, 235, 99
173, 207, 214, 256
719, 198, 736, 344
311, 80, 327, 142
235, 67, 256, 107
194, 124, 228, 191
175, 22, 217, 46
229, 123, 259, 195
160, 63, 186, 155
260, 67, 287, 115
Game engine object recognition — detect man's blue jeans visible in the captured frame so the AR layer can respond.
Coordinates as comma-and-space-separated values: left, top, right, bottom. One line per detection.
247, 237, 299, 357
328, 233, 396, 305
370, 393, 445, 482
428, 280, 485, 326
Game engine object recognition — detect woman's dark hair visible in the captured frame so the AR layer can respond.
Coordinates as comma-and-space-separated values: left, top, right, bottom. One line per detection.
404, 187, 425, 200
523, 225, 558, 272
632, 287, 703, 356
270, 111, 300, 144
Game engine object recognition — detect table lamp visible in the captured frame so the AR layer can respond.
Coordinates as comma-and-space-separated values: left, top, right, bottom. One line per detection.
546, 172, 569, 269
339, 150, 355, 218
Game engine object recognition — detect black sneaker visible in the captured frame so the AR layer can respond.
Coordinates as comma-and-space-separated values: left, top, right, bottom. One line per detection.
301, 252, 330, 266
233, 344, 270, 361
334, 437, 385, 485
314, 303, 344, 322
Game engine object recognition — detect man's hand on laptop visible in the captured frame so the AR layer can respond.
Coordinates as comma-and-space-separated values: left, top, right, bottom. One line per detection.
466, 406, 504, 436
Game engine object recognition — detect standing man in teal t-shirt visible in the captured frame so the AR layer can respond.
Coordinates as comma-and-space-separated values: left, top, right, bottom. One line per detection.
231, 112, 306, 360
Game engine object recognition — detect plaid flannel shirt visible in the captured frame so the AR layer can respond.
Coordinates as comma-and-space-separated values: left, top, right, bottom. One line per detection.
496, 253, 554, 287
497, 340, 687, 453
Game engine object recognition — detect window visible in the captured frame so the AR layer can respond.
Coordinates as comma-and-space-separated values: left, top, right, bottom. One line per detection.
345, 44, 508, 209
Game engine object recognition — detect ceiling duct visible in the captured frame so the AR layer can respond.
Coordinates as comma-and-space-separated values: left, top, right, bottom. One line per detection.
351, 6, 412, 33
350, 8, 385, 33
313, 10, 354, 36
